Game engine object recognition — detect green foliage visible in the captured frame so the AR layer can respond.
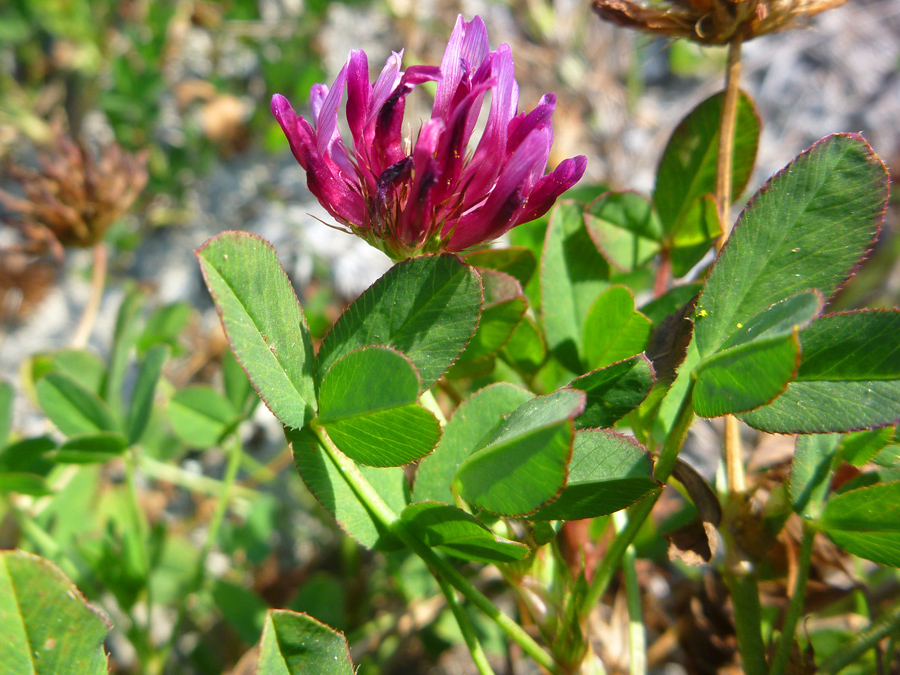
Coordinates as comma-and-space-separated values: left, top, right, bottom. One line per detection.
316, 254, 482, 390
692, 291, 823, 417
695, 134, 888, 357
413, 383, 534, 504
450, 269, 526, 373
653, 90, 759, 235
584, 191, 661, 273
569, 355, 655, 429
55, 432, 129, 464
582, 285, 652, 369
790, 434, 840, 519
5, 10, 900, 674
819, 482, 900, 567
742, 310, 900, 432
0, 550, 110, 675
540, 200, 611, 372
196, 231, 317, 430
453, 389, 585, 516
527, 430, 660, 520
256, 610, 354, 675
287, 427, 406, 551
399, 503, 530, 563
168, 386, 238, 448
316, 346, 440, 467
36, 373, 118, 436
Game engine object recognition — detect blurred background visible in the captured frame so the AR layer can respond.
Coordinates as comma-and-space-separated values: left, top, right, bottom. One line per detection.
1, 1, 899, 673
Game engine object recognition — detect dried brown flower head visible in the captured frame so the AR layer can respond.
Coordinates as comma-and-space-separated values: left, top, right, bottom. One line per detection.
0, 134, 149, 251
592, 0, 847, 45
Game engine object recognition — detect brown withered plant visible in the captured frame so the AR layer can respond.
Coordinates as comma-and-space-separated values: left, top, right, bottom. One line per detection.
0, 134, 149, 256
591, 0, 848, 45
0, 135, 148, 333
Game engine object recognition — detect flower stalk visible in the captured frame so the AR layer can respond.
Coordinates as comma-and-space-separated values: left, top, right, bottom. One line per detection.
71, 241, 108, 349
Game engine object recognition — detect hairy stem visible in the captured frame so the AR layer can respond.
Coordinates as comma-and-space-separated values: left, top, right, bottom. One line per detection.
580, 380, 695, 619
71, 241, 108, 349
717, 34, 747, 497
715, 33, 744, 247
435, 574, 496, 675
820, 601, 900, 674
769, 523, 816, 675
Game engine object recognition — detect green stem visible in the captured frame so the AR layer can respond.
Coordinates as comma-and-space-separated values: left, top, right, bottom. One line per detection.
124, 448, 153, 643
769, 522, 816, 675
820, 601, 900, 674
125, 449, 150, 571
159, 436, 244, 670
581, 380, 695, 619
435, 574, 496, 675
884, 635, 898, 673
311, 425, 560, 674
725, 568, 768, 675
196, 436, 244, 568
140, 455, 257, 500
13, 506, 92, 592
614, 511, 646, 675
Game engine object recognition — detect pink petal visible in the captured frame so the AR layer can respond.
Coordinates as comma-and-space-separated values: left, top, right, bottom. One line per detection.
307, 160, 366, 226
434, 15, 490, 120
371, 51, 404, 114
346, 50, 371, 145
515, 155, 587, 224
271, 94, 316, 170
447, 129, 550, 250
432, 80, 493, 204
372, 65, 442, 174
507, 93, 556, 156
309, 84, 329, 120
396, 119, 444, 247
315, 63, 348, 159
465, 45, 518, 199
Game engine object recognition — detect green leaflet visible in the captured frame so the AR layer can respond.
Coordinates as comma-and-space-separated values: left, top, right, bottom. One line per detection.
256, 610, 354, 675
695, 134, 888, 358
741, 310, 900, 432
316, 254, 482, 391
197, 231, 317, 430
0, 551, 110, 675
316, 346, 440, 467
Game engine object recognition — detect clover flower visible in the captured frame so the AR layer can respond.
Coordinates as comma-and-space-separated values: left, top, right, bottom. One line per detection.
272, 15, 586, 260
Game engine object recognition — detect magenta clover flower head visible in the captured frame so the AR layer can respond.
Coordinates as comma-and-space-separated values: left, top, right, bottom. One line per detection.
271, 15, 587, 260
